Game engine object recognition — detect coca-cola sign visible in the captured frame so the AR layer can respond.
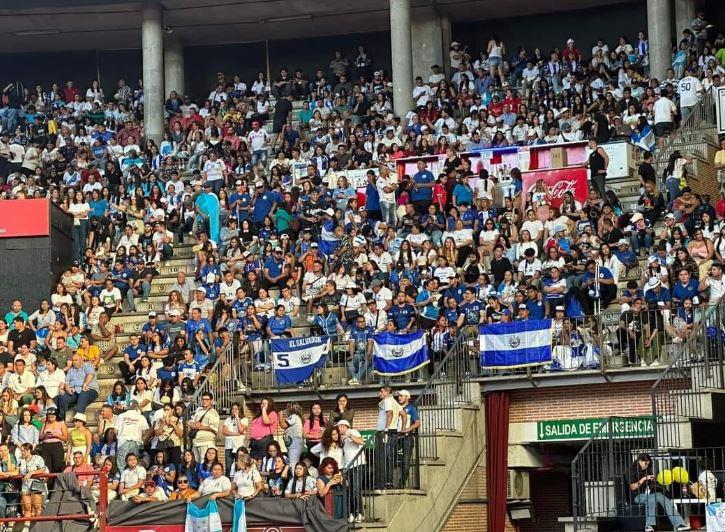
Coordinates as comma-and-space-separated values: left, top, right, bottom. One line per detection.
521, 166, 589, 210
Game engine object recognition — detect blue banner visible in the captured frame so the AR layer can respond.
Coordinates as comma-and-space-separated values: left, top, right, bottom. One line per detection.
185, 500, 223, 532
272, 336, 329, 384
480, 319, 552, 368
373, 330, 429, 376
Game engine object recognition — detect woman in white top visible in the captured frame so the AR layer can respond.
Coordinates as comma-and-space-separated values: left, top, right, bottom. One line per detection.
68, 190, 90, 259
310, 426, 344, 466
198, 463, 232, 499
231, 454, 263, 500
222, 402, 249, 471
487, 35, 506, 82
340, 283, 366, 325
254, 288, 276, 318
86, 80, 104, 103
51, 284, 73, 312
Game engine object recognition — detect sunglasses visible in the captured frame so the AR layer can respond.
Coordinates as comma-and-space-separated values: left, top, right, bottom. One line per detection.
178, 480, 189, 484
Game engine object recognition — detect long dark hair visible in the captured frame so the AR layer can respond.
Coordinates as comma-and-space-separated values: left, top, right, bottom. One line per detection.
307, 401, 327, 428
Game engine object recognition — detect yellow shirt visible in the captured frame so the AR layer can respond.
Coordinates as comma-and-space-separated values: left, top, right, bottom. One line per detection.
76, 345, 101, 364
714, 149, 725, 167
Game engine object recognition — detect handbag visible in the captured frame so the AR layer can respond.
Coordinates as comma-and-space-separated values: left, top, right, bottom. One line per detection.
188, 409, 209, 441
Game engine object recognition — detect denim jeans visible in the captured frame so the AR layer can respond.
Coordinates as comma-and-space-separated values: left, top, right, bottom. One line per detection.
629, 232, 653, 253
347, 352, 368, 381
252, 149, 267, 166
116, 440, 141, 471
56, 389, 99, 419
634, 492, 686, 528
380, 201, 397, 226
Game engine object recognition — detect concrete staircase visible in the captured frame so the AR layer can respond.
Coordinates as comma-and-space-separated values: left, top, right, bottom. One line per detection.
356, 383, 485, 532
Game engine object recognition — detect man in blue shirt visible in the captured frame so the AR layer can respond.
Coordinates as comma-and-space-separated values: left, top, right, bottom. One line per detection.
239, 304, 268, 370
443, 276, 465, 306
526, 286, 546, 320
109, 259, 135, 312
365, 170, 381, 221
644, 278, 672, 308
347, 315, 373, 385
141, 312, 167, 345
312, 303, 345, 337
231, 287, 253, 319
389, 292, 416, 331
118, 333, 146, 383
577, 260, 617, 315
458, 287, 484, 327
397, 389, 420, 486
264, 247, 289, 289
177, 349, 202, 386
252, 181, 277, 228
185, 308, 212, 346
411, 160, 435, 214
229, 180, 251, 222
671, 269, 698, 307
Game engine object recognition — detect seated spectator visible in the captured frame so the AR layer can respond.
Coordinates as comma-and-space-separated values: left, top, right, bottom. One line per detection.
285, 462, 317, 500
132, 479, 168, 504
64, 450, 95, 488
168, 473, 199, 502
317, 457, 345, 519
197, 462, 232, 500
231, 453, 264, 501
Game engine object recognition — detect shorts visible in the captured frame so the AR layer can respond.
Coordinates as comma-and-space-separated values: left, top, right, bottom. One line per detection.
654, 122, 673, 137
489, 57, 502, 66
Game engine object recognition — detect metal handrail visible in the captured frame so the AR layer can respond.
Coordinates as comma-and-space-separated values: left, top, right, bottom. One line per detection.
186, 340, 236, 421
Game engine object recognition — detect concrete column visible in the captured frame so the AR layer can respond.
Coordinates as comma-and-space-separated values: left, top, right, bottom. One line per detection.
141, 2, 164, 144
164, 36, 185, 97
411, 8, 444, 81
390, 0, 413, 116
647, 0, 672, 81
440, 15, 452, 77
674, 0, 695, 37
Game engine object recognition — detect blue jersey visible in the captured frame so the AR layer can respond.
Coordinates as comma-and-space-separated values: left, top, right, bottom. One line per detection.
253, 192, 275, 223
178, 360, 202, 381
264, 257, 285, 278
417, 290, 439, 320
389, 304, 416, 329
231, 297, 253, 317
268, 315, 292, 335
157, 365, 178, 383
460, 300, 484, 325
239, 315, 265, 340
526, 300, 546, 320
672, 280, 697, 303
123, 344, 146, 363
186, 318, 212, 339
411, 170, 434, 201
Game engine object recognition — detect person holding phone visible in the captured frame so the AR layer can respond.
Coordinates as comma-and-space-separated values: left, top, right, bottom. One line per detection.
629, 453, 690, 532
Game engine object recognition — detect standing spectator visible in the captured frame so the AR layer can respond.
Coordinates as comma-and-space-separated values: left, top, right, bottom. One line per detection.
280, 402, 304, 470
222, 402, 248, 474
375, 385, 402, 489
249, 397, 278, 461
189, 391, 220, 463
396, 390, 420, 487
586, 137, 609, 200
18, 442, 48, 532
114, 400, 149, 471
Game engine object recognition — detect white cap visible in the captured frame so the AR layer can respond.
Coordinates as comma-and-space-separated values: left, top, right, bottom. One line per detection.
196, 286, 207, 294
324, 208, 335, 216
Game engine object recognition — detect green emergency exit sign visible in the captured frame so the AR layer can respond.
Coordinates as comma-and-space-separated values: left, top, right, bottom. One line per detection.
537, 416, 654, 441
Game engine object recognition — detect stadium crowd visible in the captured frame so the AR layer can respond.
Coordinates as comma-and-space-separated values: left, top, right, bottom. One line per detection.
0, 16, 724, 529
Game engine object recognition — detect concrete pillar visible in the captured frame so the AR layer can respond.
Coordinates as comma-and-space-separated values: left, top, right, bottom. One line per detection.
440, 15, 452, 77
647, 0, 672, 81
141, 2, 164, 144
411, 8, 445, 81
390, 0, 413, 116
674, 0, 695, 37
164, 36, 185, 97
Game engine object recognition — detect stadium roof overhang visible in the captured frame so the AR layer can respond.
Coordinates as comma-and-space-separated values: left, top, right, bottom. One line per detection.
0, 0, 634, 53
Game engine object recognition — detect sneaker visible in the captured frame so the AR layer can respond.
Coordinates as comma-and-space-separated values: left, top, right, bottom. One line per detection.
348, 515, 355, 524
355, 514, 364, 523
676, 526, 690, 531
644, 526, 654, 532
347, 378, 359, 385
650, 360, 660, 367
640, 361, 649, 367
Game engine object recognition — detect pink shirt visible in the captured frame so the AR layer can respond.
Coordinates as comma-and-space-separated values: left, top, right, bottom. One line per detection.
250, 411, 278, 440
302, 416, 328, 442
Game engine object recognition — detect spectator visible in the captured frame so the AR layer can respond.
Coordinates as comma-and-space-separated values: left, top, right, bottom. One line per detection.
118, 452, 146, 501
284, 462, 317, 500
55, 354, 99, 419
114, 400, 149, 471
317, 457, 344, 519
189, 391, 219, 463
629, 453, 690, 532
196, 462, 231, 500
280, 402, 304, 470
231, 453, 264, 501
168, 473, 198, 502
64, 450, 94, 488
18, 442, 48, 532
249, 397, 278, 461
66, 413, 92, 464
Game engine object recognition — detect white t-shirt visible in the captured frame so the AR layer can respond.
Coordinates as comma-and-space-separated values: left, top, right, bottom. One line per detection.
341, 428, 366, 468
219, 280, 241, 302
653, 97, 677, 124
115, 410, 150, 447
372, 286, 393, 308
120, 465, 147, 488
232, 467, 262, 498
521, 219, 544, 241
247, 130, 268, 151
223, 416, 249, 451
376, 174, 397, 204
199, 475, 232, 496
678, 76, 703, 108
203, 159, 225, 182
412, 85, 432, 106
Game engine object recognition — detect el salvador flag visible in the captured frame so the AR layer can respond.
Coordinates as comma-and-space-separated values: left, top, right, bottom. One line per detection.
233, 498, 248, 532
479, 319, 552, 369
373, 330, 429, 376
272, 336, 329, 384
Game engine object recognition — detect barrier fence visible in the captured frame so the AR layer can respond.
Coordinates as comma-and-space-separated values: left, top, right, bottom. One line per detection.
211, 305, 710, 396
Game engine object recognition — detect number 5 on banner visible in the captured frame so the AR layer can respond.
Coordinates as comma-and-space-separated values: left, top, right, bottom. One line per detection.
276, 353, 289, 367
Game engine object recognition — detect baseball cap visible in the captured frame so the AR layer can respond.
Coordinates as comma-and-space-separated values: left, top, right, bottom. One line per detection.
196, 286, 207, 294
518, 304, 528, 310
168, 309, 181, 317
647, 256, 660, 265
274, 246, 283, 252
397, 389, 411, 398
235, 179, 243, 186
254, 180, 264, 187
72, 260, 80, 266
555, 305, 565, 312
310, 242, 319, 248
336, 419, 351, 427
148, 311, 157, 318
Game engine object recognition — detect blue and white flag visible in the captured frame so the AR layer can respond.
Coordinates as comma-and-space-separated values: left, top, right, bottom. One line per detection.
185, 500, 223, 532
232, 498, 248, 532
373, 330, 429, 376
272, 336, 329, 384
479, 319, 552, 369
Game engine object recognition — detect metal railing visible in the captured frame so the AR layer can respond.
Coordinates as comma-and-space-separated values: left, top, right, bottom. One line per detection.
654, 90, 717, 177
651, 300, 725, 449
232, 306, 703, 395
572, 417, 725, 532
